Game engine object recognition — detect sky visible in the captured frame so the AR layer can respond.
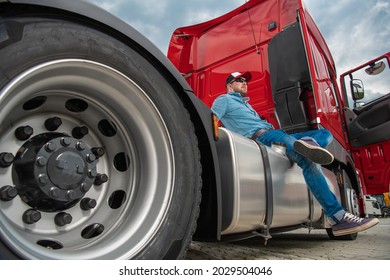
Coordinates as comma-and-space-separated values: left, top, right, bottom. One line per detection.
86, 0, 390, 77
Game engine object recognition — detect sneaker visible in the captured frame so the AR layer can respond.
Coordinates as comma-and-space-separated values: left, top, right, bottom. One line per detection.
294, 139, 334, 165
332, 212, 379, 236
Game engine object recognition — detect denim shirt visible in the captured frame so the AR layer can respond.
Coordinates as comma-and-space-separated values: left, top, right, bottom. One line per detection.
211, 92, 273, 138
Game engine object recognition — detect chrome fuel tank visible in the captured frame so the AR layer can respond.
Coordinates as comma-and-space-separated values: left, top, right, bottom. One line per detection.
216, 128, 338, 235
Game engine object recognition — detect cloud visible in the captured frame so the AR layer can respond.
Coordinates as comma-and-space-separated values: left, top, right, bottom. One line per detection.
304, 0, 390, 75
90, 0, 126, 14
87, 0, 390, 72
87, 0, 244, 53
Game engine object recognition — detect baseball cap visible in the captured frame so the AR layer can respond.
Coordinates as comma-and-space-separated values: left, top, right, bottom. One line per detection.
225, 71, 252, 85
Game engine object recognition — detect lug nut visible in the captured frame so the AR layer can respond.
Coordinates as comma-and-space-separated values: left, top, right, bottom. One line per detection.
91, 147, 105, 159
94, 173, 108, 186
0, 152, 14, 168
23, 209, 41, 224
0, 185, 18, 201
45, 142, 57, 152
38, 174, 49, 185
80, 198, 97, 210
80, 182, 91, 193
54, 212, 72, 226
36, 156, 47, 166
86, 153, 96, 163
72, 126, 89, 139
45, 117, 62, 131
76, 141, 86, 151
50, 187, 60, 198
88, 169, 97, 178
66, 190, 76, 200
15, 125, 33, 141
60, 137, 71, 146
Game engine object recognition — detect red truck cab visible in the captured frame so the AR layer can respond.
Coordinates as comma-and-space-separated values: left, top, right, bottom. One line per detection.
168, 0, 390, 206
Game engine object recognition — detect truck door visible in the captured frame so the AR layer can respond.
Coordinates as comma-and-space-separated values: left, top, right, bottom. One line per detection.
340, 53, 390, 195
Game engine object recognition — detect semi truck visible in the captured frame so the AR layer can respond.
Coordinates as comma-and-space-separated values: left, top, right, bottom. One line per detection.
0, 0, 389, 259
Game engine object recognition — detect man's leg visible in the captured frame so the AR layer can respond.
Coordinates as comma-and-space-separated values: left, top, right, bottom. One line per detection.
290, 149, 379, 236
256, 130, 343, 217
291, 129, 333, 148
290, 129, 334, 165
256, 129, 379, 235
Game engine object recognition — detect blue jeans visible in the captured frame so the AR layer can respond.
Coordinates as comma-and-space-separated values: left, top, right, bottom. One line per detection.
256, 129, 344, 221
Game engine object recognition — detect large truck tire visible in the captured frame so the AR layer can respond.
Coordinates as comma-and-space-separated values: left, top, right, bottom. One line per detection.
0, 13, 202, 259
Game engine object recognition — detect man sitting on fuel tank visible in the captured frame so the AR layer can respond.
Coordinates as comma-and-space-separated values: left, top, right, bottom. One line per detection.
211, 71, 379, 236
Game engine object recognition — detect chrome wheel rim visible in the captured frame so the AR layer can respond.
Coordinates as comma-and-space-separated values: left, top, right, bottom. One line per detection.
0, 59, 174, 259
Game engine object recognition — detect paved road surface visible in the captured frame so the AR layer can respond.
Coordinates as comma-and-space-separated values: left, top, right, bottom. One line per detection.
185, 217, 390, 260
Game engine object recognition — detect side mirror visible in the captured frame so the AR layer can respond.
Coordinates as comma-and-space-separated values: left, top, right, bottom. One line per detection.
351, 79, 364, 100
365, 61, 386, 75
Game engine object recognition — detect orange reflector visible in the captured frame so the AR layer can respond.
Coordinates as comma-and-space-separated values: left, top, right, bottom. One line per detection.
212, 114, 219, 141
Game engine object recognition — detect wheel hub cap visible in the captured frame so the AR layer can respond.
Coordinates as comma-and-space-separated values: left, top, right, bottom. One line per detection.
12, 132, 97, 211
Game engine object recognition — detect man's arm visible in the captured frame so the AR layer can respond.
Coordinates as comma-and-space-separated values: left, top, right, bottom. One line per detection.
211, 95, 228, 120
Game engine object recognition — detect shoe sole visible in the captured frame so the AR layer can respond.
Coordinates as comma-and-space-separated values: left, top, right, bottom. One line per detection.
294, 140, 334, 165
332, 218, 379, 236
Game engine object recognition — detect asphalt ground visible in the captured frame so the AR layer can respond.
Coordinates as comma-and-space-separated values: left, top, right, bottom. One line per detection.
185, 217, 390, 260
